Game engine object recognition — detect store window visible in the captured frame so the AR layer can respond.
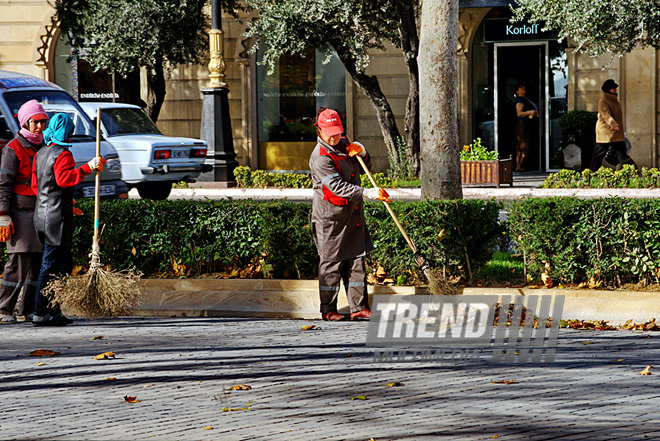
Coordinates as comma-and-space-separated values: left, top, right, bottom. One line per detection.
256, 48, 346, 170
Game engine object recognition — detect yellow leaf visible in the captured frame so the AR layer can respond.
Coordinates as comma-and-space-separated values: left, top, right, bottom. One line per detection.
639, 365, 653, 375
124, 396, 141, 403
387, 382, 404, 387
203, 426, 213, 431
437, 228, 448, 241
143, 384, 155, 388
29, 350, 60, 357
301, 325, 318, 331
131, 247, 137, 256
491, 380, 517, 385
350, 395, 368, 400
492, 435, 500, 439
94, 351, 116, 360
71, 265, 84, 276
36, 362, 46, 366
582, 341, 594, 345
102, 377, 116, 381
91, 335, 103, 340
232, 384, 252, 390
618, 358, 626, 362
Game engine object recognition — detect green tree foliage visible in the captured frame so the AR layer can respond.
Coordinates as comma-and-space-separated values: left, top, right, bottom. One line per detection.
54, 0, 243, 121
244, 0, 420, 175
513, 0, 660, 56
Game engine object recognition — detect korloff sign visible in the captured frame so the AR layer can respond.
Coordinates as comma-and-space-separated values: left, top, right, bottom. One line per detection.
484, 18, 559, 43
366, 295, 564, 364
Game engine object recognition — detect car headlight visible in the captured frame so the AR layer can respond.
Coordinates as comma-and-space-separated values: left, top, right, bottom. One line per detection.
106, 158, 122, 174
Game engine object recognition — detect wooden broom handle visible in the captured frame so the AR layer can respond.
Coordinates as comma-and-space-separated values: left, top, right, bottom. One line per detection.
93, 108, 101, 247
354, 154, 419, 254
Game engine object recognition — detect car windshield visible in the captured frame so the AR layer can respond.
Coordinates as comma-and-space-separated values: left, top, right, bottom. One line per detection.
4, 90, 95, 139
100, 108, 161, 136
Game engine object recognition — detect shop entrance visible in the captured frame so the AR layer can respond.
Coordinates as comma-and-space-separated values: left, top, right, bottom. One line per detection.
494, 42, 547, 172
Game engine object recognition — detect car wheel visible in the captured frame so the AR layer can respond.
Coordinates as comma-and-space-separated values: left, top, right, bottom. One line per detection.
136, 182, 172, 200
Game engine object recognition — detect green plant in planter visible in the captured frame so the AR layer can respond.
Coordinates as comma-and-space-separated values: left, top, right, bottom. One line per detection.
460, 137, 498, 161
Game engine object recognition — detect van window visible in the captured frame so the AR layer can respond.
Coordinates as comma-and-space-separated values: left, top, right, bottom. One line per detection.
4, 90, 95, 140
0, 113, 13, 149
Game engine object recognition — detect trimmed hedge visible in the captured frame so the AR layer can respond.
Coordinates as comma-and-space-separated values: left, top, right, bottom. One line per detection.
0, 199, 502, 282
508, 197, 660, 286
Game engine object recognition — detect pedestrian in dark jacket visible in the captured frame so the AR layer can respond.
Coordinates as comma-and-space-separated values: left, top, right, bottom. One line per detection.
0, 100, 48, 324
590, 79, 638, 171
30, 113, 105, 327
309, 108, 390, 321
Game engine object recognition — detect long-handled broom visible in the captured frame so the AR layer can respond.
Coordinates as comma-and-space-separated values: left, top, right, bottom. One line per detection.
351, 149, 456, 295
46, 108, 141, 318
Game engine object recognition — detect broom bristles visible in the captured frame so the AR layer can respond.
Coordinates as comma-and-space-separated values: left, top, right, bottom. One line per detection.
44, 267, 142, 319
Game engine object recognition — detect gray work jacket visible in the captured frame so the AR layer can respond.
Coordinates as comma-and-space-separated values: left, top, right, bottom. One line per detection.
309, 137, 374, 262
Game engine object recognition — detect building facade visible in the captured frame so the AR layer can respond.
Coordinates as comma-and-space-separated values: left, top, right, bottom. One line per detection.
1, 0, 658, 173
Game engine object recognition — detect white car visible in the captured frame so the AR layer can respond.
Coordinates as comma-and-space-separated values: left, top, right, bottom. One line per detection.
79, 102, 211, 200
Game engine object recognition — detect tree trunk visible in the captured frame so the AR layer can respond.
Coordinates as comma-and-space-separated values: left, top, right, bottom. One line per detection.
146, 53, 167, 123
336, 49, 401, 167
396, 0, 420, 176
418, 0, 462, 200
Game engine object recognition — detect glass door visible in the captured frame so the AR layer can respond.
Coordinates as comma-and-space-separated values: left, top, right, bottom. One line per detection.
494, 42, 548, 171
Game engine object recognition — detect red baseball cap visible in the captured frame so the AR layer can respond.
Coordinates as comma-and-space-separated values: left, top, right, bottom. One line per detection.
316, 109, 344, 137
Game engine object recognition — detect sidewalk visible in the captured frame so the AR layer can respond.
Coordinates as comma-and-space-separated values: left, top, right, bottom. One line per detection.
1, 317, 659, 440
138, 172, 660, 201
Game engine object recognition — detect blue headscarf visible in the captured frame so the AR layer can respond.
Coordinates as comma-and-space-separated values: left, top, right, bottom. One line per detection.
43, 113, 74, 147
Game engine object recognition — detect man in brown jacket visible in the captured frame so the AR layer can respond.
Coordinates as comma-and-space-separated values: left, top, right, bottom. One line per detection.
590, 79, 637, 171
309, 108, 390, 321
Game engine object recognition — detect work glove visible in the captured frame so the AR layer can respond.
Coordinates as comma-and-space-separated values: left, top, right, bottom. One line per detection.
72, 200, 83, 216
363, 187, 391, 203
0, 215, 14, 242
87, 156, 107, 172
346, 142, 367, 158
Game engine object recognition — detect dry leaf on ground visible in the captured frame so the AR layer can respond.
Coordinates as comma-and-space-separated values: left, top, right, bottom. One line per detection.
94, 351, 116, 360
29, 350, 60, 357
203, 426, 213, 430
639, 365, 653, 375
301, 325, 319, 331
123, 396, 141, 403
232, 384, 251, 390
350, 395, 368, 400
91, 335, 103, 340
36, 362, 46, 366
102, 378, 116, 381
387, 382, 404, 387
491, 380, 517, 385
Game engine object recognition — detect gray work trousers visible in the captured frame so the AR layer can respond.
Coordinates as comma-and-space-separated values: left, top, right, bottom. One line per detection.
0, 252, 41, 316
318, 257, 370, 314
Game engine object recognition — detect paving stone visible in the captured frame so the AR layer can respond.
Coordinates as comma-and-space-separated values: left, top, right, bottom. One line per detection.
1, 319, 659, 440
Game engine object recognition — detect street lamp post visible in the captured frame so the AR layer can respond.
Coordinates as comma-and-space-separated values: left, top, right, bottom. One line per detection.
200, 0, 238, 186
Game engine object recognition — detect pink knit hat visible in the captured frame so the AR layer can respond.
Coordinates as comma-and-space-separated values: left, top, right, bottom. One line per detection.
17, 99, 48, 127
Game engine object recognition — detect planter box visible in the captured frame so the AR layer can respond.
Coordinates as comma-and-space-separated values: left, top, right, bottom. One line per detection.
461, 157, 513, 188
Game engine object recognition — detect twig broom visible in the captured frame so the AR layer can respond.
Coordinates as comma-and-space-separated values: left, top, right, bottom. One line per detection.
45, 108, 141, 318
353, 152, 456, 295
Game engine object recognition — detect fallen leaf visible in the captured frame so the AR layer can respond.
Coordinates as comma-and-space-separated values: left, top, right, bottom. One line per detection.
491, 435, 500, 439
387, 382, 404, 387
491, 380, 517, 385
131, 247, 137, 256
91, 335, 103, 340
71, 265, 83, 276
102, 377, 116, 381
124, 396, 141, 403
301, 325, 318, 331
143, 384, 155, 388
345, 354, 352, 358
94, 351, 116, 360
221, 401, 254, 412
639, 365, 653, 375
232, 384, 252, 390
350, 395, 368, 400
29, 350, 60, 357
203, 426, 213, 430
582, 341, 595, 345
618, 358, 626, 362
36, 362, 46, 366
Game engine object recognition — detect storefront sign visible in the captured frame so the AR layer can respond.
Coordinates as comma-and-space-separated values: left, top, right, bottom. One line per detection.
484, 18, 558, 43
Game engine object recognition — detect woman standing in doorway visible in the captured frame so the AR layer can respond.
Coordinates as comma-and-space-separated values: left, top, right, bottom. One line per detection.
514, 84, 539, 172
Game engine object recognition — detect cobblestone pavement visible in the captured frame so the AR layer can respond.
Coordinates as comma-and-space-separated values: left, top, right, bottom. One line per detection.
1, 317, 659, 440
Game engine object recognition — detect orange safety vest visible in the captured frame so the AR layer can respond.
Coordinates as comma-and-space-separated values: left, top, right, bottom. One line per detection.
5, 138, 37, 196
319, 146, 349, 206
